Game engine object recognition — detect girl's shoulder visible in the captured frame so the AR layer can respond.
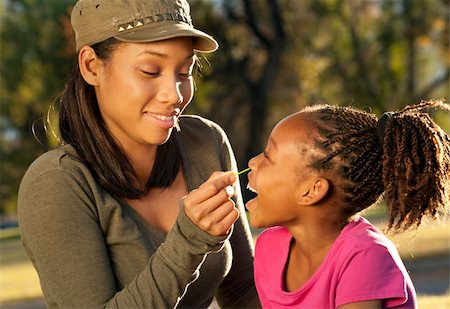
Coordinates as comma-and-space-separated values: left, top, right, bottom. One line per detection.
254, 227, 292, 264
337, 217, 397, 253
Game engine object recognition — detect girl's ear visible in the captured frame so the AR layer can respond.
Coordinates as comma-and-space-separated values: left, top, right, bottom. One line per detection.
78, 46, 102, 86
298, 178, 329, 206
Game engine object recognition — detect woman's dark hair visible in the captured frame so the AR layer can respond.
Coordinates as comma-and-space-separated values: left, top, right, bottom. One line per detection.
303, 100, 450, 232
58, 38, 181, 199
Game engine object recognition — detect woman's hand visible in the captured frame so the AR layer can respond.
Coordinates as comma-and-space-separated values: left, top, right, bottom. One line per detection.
183, 172, 239, 236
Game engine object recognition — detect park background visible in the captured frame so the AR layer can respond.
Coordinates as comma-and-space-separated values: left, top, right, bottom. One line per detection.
1, 0, 449, 307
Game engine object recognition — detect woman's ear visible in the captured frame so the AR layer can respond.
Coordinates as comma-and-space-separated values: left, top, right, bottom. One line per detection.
78, 46, 102, 86
298, 178, 330, 206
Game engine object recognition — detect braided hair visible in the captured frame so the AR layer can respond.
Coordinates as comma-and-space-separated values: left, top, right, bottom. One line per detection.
302, 100, 450, 233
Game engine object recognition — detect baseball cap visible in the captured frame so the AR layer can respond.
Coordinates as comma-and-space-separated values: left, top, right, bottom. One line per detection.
71, 0, 219, 53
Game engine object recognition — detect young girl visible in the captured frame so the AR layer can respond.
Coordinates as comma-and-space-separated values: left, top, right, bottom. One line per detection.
246, 100, 449, 308
18, 0, 260, 308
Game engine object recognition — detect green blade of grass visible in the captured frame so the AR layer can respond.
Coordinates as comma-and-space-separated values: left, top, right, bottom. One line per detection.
236, 167, 251, 176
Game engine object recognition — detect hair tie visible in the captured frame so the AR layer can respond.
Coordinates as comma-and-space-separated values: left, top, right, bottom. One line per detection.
376, 112, 394, 146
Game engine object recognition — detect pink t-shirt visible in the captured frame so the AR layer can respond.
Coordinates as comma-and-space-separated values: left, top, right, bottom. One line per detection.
254, 217, 417, 308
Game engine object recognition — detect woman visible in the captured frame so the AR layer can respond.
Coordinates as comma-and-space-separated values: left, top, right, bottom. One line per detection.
18, 0, 260, 308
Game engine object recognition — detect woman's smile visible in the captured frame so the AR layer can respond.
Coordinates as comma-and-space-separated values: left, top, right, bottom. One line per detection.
144, 109, 180, 129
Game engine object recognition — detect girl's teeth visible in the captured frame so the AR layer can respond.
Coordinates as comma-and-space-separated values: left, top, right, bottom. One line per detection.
247, 183, 257, 194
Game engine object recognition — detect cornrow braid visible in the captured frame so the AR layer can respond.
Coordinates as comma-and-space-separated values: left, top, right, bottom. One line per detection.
382, 99, 450, 232
304, 100, 450, 233
304, 105, 384, 218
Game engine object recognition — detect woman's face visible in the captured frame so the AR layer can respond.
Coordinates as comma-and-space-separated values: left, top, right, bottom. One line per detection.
94, 37, 195, 150
246, 113, 319, 229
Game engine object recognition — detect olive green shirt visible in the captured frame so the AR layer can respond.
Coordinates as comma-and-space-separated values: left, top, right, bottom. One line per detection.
18, 115, 260, 309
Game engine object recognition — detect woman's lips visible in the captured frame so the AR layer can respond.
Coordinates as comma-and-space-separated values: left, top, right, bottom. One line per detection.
145, 112, 176, 129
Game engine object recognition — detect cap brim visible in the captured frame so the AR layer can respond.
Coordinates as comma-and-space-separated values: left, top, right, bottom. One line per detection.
114, 22, 218, 53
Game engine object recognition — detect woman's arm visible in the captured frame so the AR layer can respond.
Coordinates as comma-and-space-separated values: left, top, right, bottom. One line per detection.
18, 163, 235, 308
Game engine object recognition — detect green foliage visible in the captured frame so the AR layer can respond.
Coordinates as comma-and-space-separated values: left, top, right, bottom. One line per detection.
1, 0, 75, 215
282, 0, 449, 110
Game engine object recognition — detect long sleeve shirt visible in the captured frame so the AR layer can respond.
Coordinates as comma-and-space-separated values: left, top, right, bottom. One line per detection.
18, 115, 260, 309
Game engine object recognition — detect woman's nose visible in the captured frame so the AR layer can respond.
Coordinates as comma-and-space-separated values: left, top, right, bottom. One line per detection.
156, 77, 183, 105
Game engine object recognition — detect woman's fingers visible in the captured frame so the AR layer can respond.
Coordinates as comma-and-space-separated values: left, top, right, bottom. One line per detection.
183, 172, 239, 236
184, 172, 235, 207
205, 199, 240, 235
186, 186, 231, 218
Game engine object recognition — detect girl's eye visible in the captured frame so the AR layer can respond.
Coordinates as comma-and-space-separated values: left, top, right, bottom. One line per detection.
263, 151, 269, 159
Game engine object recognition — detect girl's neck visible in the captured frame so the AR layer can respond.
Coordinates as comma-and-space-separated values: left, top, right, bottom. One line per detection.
287, 217, 348, 261
284, 221, 346, 292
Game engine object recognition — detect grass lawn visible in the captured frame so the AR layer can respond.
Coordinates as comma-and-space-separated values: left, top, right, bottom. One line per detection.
1, 215, 449, 307
0, 228, 44, 305
379, 216, 450, 309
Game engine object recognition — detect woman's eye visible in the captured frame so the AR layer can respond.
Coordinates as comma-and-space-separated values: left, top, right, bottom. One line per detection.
179, 73, 192, 80
263, 151, 269, 159
143, 71, 160, 77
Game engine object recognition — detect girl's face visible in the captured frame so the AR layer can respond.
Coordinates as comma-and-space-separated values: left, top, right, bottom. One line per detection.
246, 113, 319, 229
94, 37, 195, 151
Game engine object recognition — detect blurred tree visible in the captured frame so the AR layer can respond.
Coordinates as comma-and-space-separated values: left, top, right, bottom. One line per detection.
295, 0, 449, 111
0, 0, 448, 215
190, 0, 449, 201
1, 0, 75, 216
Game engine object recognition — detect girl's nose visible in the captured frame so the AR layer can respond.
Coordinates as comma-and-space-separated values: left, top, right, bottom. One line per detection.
248, 155, 259, 171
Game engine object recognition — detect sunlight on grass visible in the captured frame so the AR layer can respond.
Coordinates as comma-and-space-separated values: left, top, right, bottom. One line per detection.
0, 260, 42, 303
378, 217, 450, 259
0, 231, 44, 304
418, 291, 450, 308
361, 204, 450, 259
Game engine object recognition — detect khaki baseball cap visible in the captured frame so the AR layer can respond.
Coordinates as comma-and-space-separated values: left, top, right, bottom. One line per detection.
71, 0, 219, 53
